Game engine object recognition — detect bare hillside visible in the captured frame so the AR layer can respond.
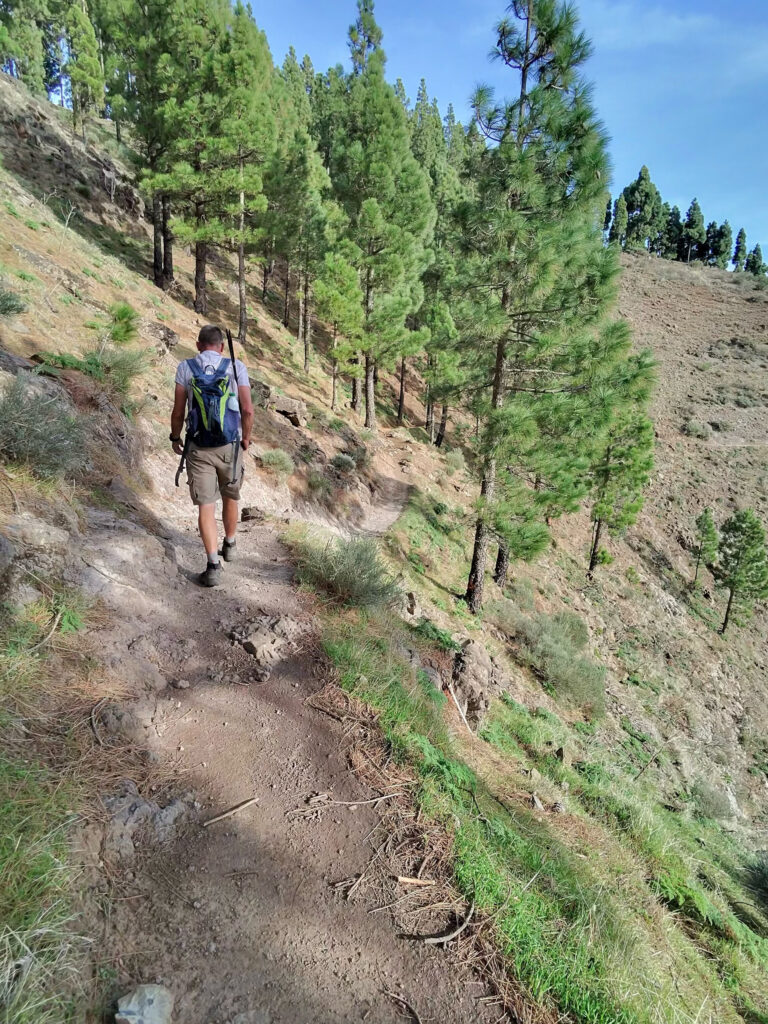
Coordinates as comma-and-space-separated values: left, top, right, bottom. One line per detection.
2, 72, 768, 1024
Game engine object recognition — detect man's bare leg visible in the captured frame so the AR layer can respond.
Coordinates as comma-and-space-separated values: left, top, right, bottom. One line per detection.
222, 496, 238, 542
198, 503, 219, 560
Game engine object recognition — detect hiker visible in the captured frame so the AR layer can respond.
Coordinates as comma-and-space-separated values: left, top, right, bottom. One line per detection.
170, 325, 254, 587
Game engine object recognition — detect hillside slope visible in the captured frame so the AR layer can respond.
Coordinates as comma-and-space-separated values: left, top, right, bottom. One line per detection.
2, 72, 768, 1024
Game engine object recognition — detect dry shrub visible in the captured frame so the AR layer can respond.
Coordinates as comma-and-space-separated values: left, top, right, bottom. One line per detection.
0, 376, 86, 478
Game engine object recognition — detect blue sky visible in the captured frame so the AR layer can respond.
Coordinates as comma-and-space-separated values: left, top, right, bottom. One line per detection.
251, 0, 768, 253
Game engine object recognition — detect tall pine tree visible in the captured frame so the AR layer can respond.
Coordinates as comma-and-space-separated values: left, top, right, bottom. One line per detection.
461, 0, 637, 612
329, 0, 434, 430
733, 227, 747, 271
681, 198, 706, 263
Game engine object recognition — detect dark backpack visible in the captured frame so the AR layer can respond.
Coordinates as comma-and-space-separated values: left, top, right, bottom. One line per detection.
186, 357, 240, 448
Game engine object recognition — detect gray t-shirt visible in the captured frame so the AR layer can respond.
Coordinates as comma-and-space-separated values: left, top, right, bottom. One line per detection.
175, 351, 250, 430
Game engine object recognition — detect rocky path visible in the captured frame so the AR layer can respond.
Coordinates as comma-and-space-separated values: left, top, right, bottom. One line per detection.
79, 467, 490, 1024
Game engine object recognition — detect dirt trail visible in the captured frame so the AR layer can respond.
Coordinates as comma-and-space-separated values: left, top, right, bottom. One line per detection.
80, 464, 490, 1024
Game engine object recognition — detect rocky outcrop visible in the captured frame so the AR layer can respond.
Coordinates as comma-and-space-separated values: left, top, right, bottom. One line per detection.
271, 394, 307, 427
451, 639, 511, 729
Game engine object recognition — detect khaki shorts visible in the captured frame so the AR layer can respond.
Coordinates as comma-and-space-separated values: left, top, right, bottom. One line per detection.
186, 443, 244, 506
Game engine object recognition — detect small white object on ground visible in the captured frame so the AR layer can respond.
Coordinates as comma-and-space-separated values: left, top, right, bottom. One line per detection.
115, 984, 174, 1024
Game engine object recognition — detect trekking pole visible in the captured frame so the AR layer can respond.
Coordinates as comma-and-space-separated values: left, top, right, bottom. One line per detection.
175, 432, 191, 487
226, 329, 242, 486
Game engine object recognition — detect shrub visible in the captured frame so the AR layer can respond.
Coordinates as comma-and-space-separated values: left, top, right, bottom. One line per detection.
691, 780, 734, 821
0, 376, 87, 477
307, 469, 332, 500
682, 418, 712, 440
40, 345, 148, 405
413, 618, 461, 652
486, 599, 604, 714
743, 853, 768, 915
345, 445, 370, 469
260, 448, 294, 478
330, 453, 356, 474
295, 536, 400, 609
444, 449, 465, 476
107, 301, 139, 344
0, 287, 26, 317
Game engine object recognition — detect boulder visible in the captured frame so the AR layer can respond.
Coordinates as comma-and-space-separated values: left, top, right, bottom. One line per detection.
115, 984, 174, 1024
270, 395, 307, 427
142, 321, 180, 354
241, 506, 266, 523
251, 379, 272, 409
0, 514, 70, 555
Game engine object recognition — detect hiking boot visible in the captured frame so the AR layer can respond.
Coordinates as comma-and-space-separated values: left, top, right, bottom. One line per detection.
221, 539, 237, 563
199, 561, 222, 588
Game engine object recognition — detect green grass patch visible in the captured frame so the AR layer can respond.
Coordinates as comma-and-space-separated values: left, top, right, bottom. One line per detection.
321, 610, 749, 1023
0, 597, 86, 1021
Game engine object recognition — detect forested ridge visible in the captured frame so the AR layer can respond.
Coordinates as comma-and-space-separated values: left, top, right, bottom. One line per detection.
4, 0, 665, 613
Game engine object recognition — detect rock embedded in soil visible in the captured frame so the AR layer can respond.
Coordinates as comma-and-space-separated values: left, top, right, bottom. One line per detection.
115, 984, 174, 1024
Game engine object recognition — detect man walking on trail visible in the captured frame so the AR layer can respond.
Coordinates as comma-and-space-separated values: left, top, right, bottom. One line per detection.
171, 325, 254, 587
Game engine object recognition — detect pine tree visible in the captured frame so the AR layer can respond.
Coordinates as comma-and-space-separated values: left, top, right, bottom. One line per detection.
461, 0, 634, 612
714, 221, 733, 270
693, 507, 718, 587
1, 0, 47, 93
715, 509, 768, 634
65, 0, 104, 144
704, 221, 720, 266
329, 0, 434, 431
733, 227, 747, 271
603, 195, 612, 235
313, 247, 364, 410
661, 205, 682, 260
681, 198, 706, 263
745, 244, 765, 276
588, 411, 654, 574
608, 194, 627, 246
622, 166, 664, 251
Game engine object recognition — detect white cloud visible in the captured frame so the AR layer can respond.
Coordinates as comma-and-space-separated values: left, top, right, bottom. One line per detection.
578, 0, 717, 50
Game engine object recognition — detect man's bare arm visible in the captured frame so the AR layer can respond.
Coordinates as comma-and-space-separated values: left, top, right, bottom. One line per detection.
171, 383, 187, 455
238, 385, 254, 450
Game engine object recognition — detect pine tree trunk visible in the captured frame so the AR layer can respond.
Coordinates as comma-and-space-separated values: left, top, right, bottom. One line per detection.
494, 541, 510, 587
397, 357, 406, 424
162, 194, 174, 288
297, 286, 304, 344
152, 192, 163, 290
425, 354, 433, 433
466, 335, 506, 613
303, 273, 311, 373
194, 241, 207, 314
283, 263, 290, 327
364, 353, 377, 430
262, 261, 272, 301
435, 404, 448, 447
693, 543, 702, 587
588, 518, 603, 575
721, 587, 735, 634
237, 243, 247, 343
115, 119, 121, 144
237, 152, 246, 343
351, 354, 361, 413
331, 329, 338, 411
